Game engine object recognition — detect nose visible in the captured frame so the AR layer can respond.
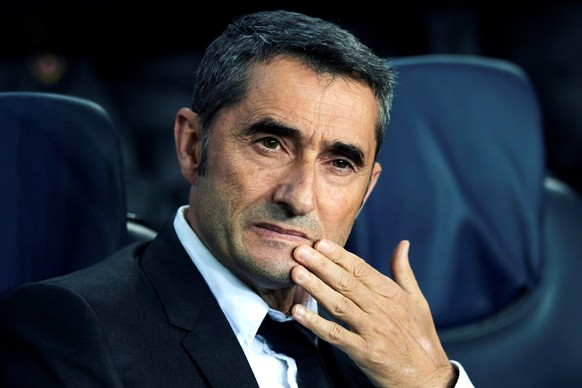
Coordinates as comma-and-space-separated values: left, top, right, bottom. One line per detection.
272, 160, 316, 216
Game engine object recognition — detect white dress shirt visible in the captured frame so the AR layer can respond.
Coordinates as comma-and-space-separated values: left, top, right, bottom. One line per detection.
173, 205, 474, 387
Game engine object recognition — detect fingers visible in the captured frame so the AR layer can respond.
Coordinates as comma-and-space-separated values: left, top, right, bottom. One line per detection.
308, 239, 393, 295
291, 246, 362, 322
291, 240, 453, 387
294, 239, 405, 301
291, 239, 395, 334
389, 240, 422, 294
290, 264, 351, 346
291, 239, 425, 330
291, 302, 361, 352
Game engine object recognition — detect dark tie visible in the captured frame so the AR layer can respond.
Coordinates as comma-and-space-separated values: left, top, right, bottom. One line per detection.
258, 315, 333, 387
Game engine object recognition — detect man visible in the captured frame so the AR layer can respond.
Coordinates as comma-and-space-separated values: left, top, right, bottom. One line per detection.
0, 10, 473, 387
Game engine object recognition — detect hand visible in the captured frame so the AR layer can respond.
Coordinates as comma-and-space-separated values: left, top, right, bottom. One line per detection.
291, 239, 457, 388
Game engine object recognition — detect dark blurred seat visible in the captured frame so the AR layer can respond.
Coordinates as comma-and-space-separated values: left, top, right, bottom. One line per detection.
346, 54, 582, 387
482, 2, 582, 197
0, 92, 156, 301
106, 52, 199, 230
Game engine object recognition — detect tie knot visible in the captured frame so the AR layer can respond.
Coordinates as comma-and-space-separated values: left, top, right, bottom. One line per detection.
257, 315, 333, 388
258, 317, 314, 359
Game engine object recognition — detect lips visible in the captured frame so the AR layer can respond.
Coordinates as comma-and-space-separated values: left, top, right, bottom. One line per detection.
254, 222, 311, 241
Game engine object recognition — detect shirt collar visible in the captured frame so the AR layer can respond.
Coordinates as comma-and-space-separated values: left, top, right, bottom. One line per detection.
173, 205, 318, 347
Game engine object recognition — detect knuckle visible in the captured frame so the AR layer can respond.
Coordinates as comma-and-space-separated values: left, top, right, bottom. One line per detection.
327, 321, 345, 342
308, 278, 323, 294
332, 296, 353, 317
352, 258, 370, 279
336, 272, 357, 293
309, 257, 328, 276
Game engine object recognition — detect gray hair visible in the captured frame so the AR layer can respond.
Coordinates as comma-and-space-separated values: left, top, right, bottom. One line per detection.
191, 10, 396, 175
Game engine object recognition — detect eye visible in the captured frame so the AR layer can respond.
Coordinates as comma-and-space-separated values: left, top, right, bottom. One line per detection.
331, 159, 354, 171
258, 137, 281, 150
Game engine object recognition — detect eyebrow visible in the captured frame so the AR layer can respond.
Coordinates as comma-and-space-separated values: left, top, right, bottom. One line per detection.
244, 118, 366, 168
244, 118, 302, 139
329, 141, 365, 168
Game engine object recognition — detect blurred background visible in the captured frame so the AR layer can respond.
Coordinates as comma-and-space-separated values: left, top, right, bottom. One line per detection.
1, 0, 580, 229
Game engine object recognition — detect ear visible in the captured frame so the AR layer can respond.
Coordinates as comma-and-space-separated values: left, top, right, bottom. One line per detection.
174, 108, 203, 184
360, 161, 382, 209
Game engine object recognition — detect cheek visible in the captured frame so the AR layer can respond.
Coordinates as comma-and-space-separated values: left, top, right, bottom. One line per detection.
210, 156, 274, 210
318, 190, 363, 244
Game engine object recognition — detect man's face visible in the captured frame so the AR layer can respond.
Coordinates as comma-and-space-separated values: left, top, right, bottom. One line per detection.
180, 57, 381, 291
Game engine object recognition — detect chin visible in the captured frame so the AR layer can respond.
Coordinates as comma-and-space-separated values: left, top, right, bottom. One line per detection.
246, 253, 296, 287
247, 238, 296, 262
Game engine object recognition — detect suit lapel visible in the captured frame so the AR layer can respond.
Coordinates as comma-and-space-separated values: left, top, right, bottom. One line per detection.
140, 222, 259, 388
182, 312, 260, 387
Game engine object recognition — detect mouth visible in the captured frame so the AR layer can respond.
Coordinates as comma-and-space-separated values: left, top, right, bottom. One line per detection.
253, 222, 312, 243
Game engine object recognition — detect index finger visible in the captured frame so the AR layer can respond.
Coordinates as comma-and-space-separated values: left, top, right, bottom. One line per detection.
313, 239, 397, 297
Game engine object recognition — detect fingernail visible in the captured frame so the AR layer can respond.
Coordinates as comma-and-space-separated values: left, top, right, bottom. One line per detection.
294, 304, 305, 317
295, 267, 309, 282
296, 246, 313, 261
401, 240, 410, 255
317, 239, 333, 254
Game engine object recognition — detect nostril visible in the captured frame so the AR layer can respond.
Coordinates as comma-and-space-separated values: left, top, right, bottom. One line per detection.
268, 201, 297, 218
272, 184, 316, 216
271, 161, 317, 216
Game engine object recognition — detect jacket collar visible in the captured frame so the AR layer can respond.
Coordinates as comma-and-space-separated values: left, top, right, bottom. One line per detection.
139, 221, 260, 388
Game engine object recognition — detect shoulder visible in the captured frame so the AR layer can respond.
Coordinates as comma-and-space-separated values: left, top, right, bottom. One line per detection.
0, 241, 149, 314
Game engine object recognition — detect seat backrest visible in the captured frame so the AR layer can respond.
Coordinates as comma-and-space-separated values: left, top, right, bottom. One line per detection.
0, 92, 128, 299
346, 54, 582, 386
348, 55, 545, 328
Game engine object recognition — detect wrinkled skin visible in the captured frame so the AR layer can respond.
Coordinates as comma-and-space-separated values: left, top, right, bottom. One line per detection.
175, 56, 456, 387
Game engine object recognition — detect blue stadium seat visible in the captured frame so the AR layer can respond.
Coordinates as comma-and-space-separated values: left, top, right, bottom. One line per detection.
346, 54, 582, 387
0, 92, 154, 300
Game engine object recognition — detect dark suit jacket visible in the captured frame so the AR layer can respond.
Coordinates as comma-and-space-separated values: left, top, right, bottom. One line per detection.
0, 222, 372, 387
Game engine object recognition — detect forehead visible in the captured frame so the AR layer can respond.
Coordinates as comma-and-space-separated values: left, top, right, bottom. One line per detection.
238, 57, 379, 158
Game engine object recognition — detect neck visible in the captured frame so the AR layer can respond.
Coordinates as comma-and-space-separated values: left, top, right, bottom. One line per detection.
256, 285, 309, 316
